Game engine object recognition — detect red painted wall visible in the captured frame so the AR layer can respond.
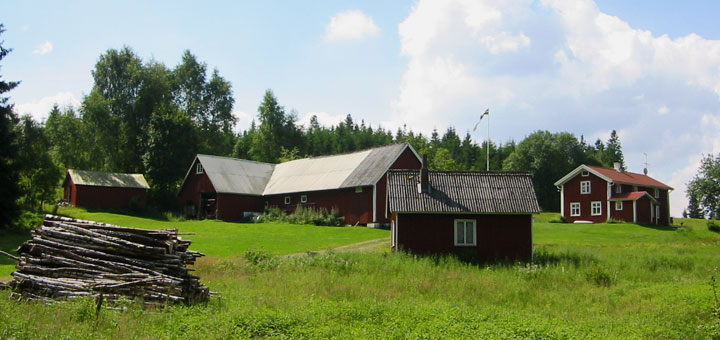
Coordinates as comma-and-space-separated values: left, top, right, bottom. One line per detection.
265, 186, 374, 225
563, 172, 608, 223
178, 159, 216, 206
71, 185, 147, 210
63, 175, 77, 205
636, 196, 651, 223
216, 193, 264, 221
396, 213, 532, 262
376, 147, 422, 223
609, 200, 633, 222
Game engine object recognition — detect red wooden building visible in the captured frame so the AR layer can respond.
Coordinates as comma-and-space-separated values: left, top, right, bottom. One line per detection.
63, 169, 149, 210
387, 161, 541, 262
554, 163, 673, 225
178, 143, 422, 225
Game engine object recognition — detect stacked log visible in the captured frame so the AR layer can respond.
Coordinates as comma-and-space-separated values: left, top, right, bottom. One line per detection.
3, 214, 210, 306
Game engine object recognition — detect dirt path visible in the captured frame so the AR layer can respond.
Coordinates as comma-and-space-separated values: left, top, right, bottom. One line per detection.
284, 237, 390, 257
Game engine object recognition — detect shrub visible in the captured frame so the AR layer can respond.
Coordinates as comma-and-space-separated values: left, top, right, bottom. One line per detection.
708, 220, 720, 233
549, 216, 567, 223
585, 265, 615, 287
127, 196, 145, 214
256, 205, 345, 226
13, 211, 43, 230
607, 218, 624, 224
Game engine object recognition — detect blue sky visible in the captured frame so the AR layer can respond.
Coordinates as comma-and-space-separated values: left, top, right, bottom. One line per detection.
2, 0, 719, 216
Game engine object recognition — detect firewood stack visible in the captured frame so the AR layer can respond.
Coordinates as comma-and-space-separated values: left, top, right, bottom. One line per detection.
4, 214, 210, 306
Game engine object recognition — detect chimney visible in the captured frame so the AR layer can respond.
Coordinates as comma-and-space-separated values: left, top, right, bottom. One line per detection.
613, 162, 622, 172
418, 154, 431, 194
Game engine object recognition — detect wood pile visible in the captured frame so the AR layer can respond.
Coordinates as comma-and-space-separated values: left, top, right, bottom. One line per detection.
2, 214, 210, 306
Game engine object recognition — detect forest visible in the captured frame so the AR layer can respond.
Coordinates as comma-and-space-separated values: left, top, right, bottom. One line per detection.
1, 38, 629, 228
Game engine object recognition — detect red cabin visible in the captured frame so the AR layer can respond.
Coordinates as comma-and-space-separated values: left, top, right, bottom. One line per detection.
387, 164, 541, 262
63, 169, 149, 210
178, 143, 422, 225
554, 163, 673, 225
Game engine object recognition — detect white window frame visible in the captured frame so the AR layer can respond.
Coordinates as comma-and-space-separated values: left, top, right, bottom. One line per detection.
580, 181, 591, 194
591, 201, 602, 216
581, 171, 589, 177
570, 202, 581, 217
654, 188, 659, 198
284, 196, 291, 205
454, 219, 476, 246
355, 186, 363, 193
300, 195, 307, 203
615, 184, 621, 194
196, 163, 204, 174
615, 201, 623, 211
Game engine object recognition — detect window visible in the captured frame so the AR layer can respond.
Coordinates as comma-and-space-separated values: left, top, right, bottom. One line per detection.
581, 171, 589, 177
196, 163, 204, 174
284, 196, 291, 205
654, 188, 659, 198
300, 195, 307, 203
570, 202, 581, 216
615, 201, 623, 211
355, 186, 363, 193
615, 184, 621, 194
454, 219, 476, 246
580, 181, 591, 194
591, 201, 602, 216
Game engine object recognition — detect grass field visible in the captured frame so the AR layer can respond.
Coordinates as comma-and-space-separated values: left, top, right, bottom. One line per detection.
1, 210, 720, 339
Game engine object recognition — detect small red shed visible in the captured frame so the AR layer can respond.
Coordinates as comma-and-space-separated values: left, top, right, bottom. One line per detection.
63, 169, 149, 210
387, 163, 541, 262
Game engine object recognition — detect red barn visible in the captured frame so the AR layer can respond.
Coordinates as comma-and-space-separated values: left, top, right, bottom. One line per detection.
554, 163, 673, 225
63, 169, 149, 210
178, 143, 422, 225
387, 163, 541, 262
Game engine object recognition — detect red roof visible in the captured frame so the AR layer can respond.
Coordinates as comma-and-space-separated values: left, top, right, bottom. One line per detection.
609, 191, 657, 202
586, 165, 672, 189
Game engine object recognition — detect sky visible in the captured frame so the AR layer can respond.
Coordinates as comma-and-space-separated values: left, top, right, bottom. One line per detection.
2, 0, 720, 217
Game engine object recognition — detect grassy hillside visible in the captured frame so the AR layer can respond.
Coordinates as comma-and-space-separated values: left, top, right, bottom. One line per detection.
1, 210, 719, 339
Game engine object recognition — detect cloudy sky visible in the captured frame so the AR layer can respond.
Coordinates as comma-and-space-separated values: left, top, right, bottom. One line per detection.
2, 0, 719, 216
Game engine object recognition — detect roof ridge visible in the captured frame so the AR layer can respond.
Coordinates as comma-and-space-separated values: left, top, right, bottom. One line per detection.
197, 154, 275, 166
292, 142, 408, 162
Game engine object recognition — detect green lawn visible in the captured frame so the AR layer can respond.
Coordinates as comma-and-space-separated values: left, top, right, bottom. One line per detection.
1, 209, 720, 339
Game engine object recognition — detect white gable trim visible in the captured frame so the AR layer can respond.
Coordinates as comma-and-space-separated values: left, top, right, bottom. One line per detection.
553, 164, 614, 187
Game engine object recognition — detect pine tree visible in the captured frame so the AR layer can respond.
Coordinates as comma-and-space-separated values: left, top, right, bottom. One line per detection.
0, 24, 21, 228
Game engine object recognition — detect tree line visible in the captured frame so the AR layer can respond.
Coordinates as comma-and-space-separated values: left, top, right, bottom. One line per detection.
0, 34, 630, 228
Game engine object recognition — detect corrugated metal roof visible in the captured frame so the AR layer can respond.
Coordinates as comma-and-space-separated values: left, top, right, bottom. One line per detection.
388, 170, 541, 214
67, 169, 149, 189
197, 155, 275, 195
586, 165, 673, 189
262, 143, 414, 195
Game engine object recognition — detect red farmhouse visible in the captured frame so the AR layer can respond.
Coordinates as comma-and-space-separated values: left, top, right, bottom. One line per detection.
63, 169, 149, 210
387, 161, 541, 262
554, 163, 673, 225
178, 143, 422, 225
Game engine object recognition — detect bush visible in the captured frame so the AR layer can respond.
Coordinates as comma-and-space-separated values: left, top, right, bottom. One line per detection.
585, 264, 615, 287
708, 220, 720, 233
256, 205, 345, 226
13, 211, 43, 230
607, 218, 624, 224
127, 196, 146, 214
549, 216, 567, 223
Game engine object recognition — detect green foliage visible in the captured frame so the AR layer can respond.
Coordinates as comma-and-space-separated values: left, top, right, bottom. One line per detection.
257, 205, 345, 226
585, 264, 615, 287
687, 154, 720, 219
13, 211, 43, 230
548, 216, 567, 223
709, 220, 720, 233
0, 24, 21, 229
15, 115, 62, 212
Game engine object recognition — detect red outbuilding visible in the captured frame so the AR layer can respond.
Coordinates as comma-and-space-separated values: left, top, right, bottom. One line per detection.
63, 169, 149, 210
387, 161, 541, 262
554, 163, 673, 225
178, 143, 422, 225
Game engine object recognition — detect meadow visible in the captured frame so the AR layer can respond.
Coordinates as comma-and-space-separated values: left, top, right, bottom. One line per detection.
1, 210, 719, 339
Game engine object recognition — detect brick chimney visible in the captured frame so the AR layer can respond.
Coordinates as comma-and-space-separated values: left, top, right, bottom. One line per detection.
419, 154, 431, 194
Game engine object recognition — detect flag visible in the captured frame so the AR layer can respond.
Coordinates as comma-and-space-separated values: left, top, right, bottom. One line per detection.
473, 108, 490, 132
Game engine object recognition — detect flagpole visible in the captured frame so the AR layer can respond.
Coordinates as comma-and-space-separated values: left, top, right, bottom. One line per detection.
486, 110, 490, 172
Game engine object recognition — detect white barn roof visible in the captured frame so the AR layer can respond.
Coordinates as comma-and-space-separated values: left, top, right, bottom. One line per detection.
67, 169, 149, 189
195, 155, 275, 195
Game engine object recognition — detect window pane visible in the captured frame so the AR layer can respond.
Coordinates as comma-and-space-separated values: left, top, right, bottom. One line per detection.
456, 223, 464, 244
465, 224, 474, 245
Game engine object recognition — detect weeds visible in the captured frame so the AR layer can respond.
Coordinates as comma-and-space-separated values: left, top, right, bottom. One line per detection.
585, 264, 615, 287
256, 206, 345, 226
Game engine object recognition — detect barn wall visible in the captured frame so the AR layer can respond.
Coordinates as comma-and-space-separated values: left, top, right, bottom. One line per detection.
563, 172, 608, 223
396, 213, 532, 262
178, 159, 216, 207
375, 147, 422, 223
73, 185, 147, 210
216, 193, 265, 221
265, 186, 374, 225
63, 174, 77, 205
636, 196, 652, 223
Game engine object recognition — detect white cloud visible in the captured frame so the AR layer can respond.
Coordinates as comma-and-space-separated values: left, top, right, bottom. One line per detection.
22, 25, 29, 31
390, 0, 720, 216
232, 110, 254, 134
15, 92, 80, 122
324, 10, 380, 42
32, 41, 53, 55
